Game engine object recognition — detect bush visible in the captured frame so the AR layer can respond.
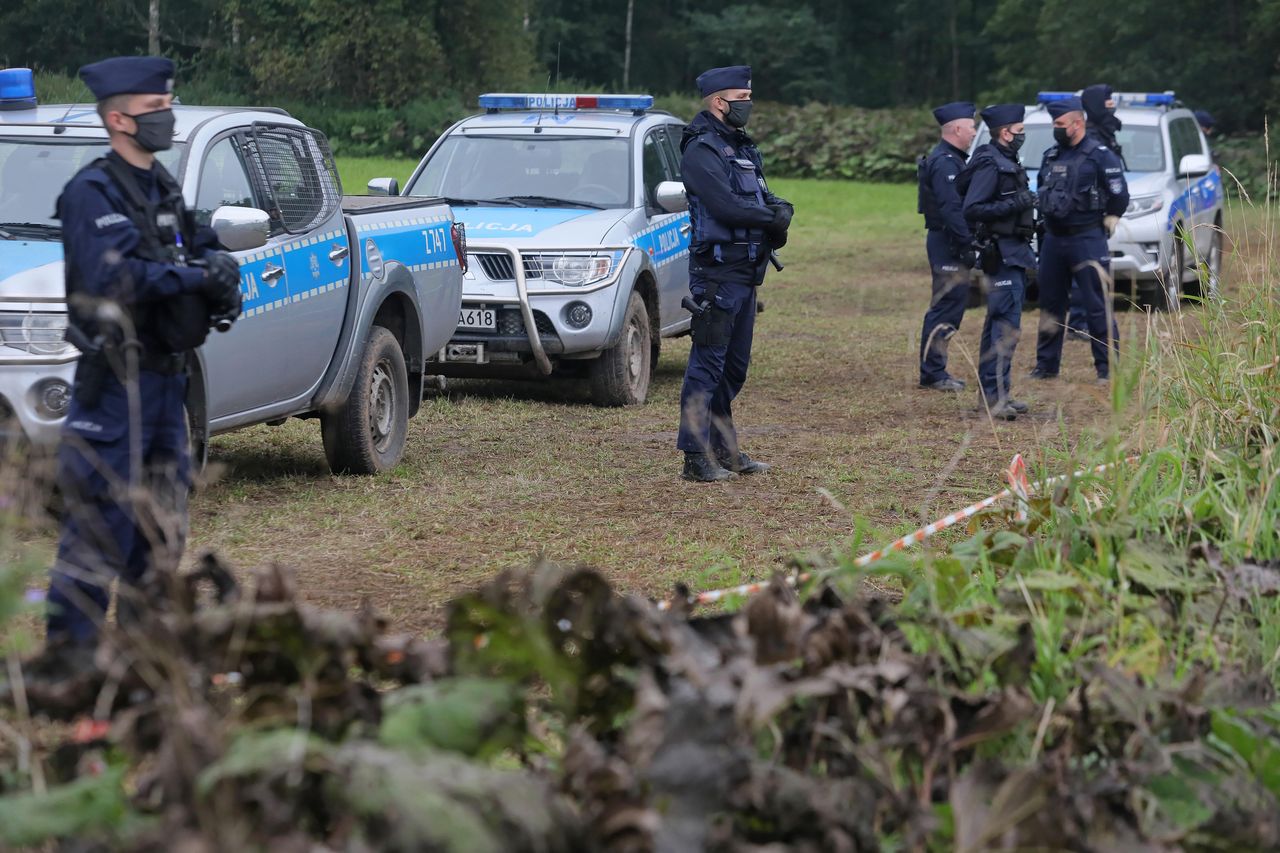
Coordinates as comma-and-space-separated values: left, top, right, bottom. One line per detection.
1214, 132, 1279, 202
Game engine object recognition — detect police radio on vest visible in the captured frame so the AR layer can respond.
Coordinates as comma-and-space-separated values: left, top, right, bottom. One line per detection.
479, 93, 654, 113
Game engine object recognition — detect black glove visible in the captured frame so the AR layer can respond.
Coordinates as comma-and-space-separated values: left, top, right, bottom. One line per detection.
202, 251, 241, 295
767, 202, 794, 232
958, 245, 980, 270
202, 251, 242, 325
1012, 189, 1037, 212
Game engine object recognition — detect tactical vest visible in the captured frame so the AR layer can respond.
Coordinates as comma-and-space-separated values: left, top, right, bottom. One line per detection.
1038, 137, 1105, 222
687, 131, 768, 263
917, 147, 964, 230
64, 156, 212, 354
956, 145, 1035, 238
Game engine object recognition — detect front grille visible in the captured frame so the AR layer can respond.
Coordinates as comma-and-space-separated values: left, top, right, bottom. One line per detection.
471, 253, 545, 281
493, 308, 556, 336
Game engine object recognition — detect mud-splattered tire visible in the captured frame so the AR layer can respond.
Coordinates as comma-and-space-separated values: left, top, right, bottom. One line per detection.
589, 291, 651, 406
322, 326, 409, 474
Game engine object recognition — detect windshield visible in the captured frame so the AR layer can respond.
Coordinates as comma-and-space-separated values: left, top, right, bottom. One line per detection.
1021, 124, 1164, 173
407, 135, 632, 208
0, 139, 185, 233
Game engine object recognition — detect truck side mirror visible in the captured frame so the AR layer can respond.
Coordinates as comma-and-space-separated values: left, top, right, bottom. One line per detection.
1178, 154, 1211, 177
368, 177, 399, 197
211, 206, 270, 252
654, 180, 687, 213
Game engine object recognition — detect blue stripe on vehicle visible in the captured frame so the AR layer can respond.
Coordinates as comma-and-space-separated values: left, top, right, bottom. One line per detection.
1167, 169, 1221, 232
356, 218, 457, 279
453, 207, 590, 238
0, 240, 64, 283
633, 212, 690, 268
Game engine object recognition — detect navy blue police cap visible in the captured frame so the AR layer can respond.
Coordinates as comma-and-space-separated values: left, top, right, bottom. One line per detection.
980, 103, 1025, 129
1046, 97, 1084, 119
79, 56, 175, 101
1194, 110, 1216, 129
932, 101, 975, 125
697, 65, 751, 97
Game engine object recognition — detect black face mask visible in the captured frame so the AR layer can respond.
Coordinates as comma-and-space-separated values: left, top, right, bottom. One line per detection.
722, 99, 752, 129
124, 108, 176, 152
1007, 132, 1026, 152
1053, 126, 1072, 147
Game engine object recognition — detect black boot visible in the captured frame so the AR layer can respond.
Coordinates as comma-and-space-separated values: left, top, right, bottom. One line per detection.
717, 450, 771, 475
682, 452, 737, 482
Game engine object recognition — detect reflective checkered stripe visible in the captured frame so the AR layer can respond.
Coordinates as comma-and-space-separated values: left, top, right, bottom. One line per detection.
238, 228, 349, 319
356, 214, 459, 284
633, 212, 690, 269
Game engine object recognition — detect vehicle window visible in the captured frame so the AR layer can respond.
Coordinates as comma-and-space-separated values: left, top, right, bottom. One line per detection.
642, 129, 672, 208
661, 124, 684, 180
1168, 117, 1203, 168
1018, 124, 1164, 173
408, 135, 632, 208
246, 126, 342, 234
0, 139, 184, 229
193, 137, 257, 227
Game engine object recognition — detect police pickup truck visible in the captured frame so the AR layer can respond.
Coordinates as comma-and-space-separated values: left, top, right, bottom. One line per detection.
0, 73, 464, 474
974, 90, 1223, 310
367, 93, 692, 406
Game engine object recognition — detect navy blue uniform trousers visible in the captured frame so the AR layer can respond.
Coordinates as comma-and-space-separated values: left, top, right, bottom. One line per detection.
978, 263, 1026, 403
677, 278, 756, 456
920, 229, 970, 384
1035, 228, 1118, 377
46, 370, 190, 644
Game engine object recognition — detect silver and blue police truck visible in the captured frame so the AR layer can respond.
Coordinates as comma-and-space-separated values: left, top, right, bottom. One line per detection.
975, 90, 1223, 310
368, 93, 692, 406
0, 73, 464, 474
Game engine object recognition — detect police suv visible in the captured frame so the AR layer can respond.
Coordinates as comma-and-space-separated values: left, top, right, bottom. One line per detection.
0, 69, 464, 474
974, 91, 1223, 309
369, 93, 692, 405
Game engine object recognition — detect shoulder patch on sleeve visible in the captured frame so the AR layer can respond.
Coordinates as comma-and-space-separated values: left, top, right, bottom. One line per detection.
93, 212, 130, 230
1108, 178, 1124, 194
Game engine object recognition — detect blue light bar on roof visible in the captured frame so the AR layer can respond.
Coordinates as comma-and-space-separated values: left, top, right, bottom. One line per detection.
478, 93, 654, 112
0, 68, 37, 111
1112, 91, 1175, 107
1036, 91, 1078, 104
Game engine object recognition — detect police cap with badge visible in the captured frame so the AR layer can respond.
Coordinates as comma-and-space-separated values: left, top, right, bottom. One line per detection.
79, 56, 175, 100
980, 103, 1024, 129
1046, 96, 1084, 119
697, 65, 751, 97
933, 101, 974, 125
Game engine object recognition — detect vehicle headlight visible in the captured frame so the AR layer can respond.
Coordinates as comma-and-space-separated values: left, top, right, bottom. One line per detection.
1124, 194, 1164, 218
527, 251, 624, 287
0, 312, 76, 356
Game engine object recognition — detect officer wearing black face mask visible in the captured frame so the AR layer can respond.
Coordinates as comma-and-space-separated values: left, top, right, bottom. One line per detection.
44, 56, 242, 648
1030, 97, 1129, 384
958, 103, 1036, 420
676, 64, 791, 482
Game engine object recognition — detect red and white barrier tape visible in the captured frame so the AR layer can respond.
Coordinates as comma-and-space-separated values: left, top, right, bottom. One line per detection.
657, 453, 1139, 611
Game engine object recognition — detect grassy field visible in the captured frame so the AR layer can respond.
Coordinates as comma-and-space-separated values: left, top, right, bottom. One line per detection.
150, 164, 1135, 633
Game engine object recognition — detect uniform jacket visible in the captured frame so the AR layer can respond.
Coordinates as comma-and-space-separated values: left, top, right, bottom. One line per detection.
919, 140, 972, 250
56, 152, 219, 353
680, 110, 782, 286
960, 142, 1037, 270
1036, 136, 1129, 231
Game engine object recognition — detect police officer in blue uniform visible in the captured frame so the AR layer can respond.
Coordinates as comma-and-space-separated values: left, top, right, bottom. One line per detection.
917, 102, 978, 392
1031, 97, 1129, 382
1064, 83, 1125, 341
676, 65, 791, 482
44, 56, 242, 646
959, 103, 1036, 420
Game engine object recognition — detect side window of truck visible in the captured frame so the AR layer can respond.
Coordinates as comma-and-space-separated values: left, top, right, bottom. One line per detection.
244, 125, 343, 236
1168, 117, 1203, 171
661, 124, 684, 180
642, 128, 673, 209
193, 136, 259, 227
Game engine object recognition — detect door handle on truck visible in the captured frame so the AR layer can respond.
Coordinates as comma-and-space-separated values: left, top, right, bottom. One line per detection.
262, 263, 285, 282
329, 244, 349, 262
679, 223, 691, 236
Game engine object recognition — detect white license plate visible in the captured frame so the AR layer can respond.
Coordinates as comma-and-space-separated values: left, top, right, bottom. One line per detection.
457, 307, 496, 331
